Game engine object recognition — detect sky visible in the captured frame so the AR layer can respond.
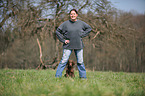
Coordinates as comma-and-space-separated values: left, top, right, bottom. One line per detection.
108, 0, 145, 14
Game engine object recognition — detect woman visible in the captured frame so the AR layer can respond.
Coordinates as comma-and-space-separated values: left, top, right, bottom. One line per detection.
55, 9, 92, 78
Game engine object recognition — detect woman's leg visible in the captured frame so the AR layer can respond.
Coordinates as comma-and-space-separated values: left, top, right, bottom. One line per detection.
74, 49, 87, 78
55, 49, 72, 77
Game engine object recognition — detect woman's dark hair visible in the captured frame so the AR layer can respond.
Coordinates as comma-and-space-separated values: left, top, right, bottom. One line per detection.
69, 9, 78, 15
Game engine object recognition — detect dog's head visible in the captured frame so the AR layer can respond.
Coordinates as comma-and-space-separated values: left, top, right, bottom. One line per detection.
68, 60, 75, 67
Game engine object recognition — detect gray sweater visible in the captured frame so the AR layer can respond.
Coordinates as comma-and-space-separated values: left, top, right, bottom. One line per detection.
56, 20, 92, 49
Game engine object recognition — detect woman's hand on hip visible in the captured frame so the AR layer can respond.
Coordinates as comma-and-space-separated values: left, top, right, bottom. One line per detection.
65, 40, 70, 44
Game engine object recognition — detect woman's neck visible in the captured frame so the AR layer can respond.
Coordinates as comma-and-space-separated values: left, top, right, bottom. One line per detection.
71, 19, 77, 22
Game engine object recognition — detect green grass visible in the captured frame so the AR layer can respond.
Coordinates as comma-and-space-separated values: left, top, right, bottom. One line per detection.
0, 69, 145, 96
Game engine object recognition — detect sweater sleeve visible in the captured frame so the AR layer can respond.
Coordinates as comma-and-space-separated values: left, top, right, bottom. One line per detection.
56, 24, 65, 43
81, 22, 92, 38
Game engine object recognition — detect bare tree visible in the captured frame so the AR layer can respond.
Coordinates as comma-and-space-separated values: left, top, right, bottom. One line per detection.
0, 0, 144, 72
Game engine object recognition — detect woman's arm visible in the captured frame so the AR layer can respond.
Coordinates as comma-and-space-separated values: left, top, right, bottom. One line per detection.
81, 22, 92, 38
56, 28, 65, 43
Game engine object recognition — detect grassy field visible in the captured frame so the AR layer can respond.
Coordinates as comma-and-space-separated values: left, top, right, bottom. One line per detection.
0, 69, 145, 96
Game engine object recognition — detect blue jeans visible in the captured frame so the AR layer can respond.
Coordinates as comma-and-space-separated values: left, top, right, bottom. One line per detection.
55, 49, 86, 78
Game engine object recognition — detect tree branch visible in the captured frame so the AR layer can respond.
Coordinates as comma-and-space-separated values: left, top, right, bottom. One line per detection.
37, 38, 44, 65
0, 10, 18, 28
78, 0, 89, 12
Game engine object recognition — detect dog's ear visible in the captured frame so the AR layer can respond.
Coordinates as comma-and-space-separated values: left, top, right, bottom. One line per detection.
72, 61, 75, 66
67, 60, 70, 65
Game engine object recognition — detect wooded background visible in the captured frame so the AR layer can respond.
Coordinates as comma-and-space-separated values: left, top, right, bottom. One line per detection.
0, 0, 145, 72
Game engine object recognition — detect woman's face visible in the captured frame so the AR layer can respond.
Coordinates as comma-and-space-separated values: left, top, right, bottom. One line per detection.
70, 11, 78, 21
